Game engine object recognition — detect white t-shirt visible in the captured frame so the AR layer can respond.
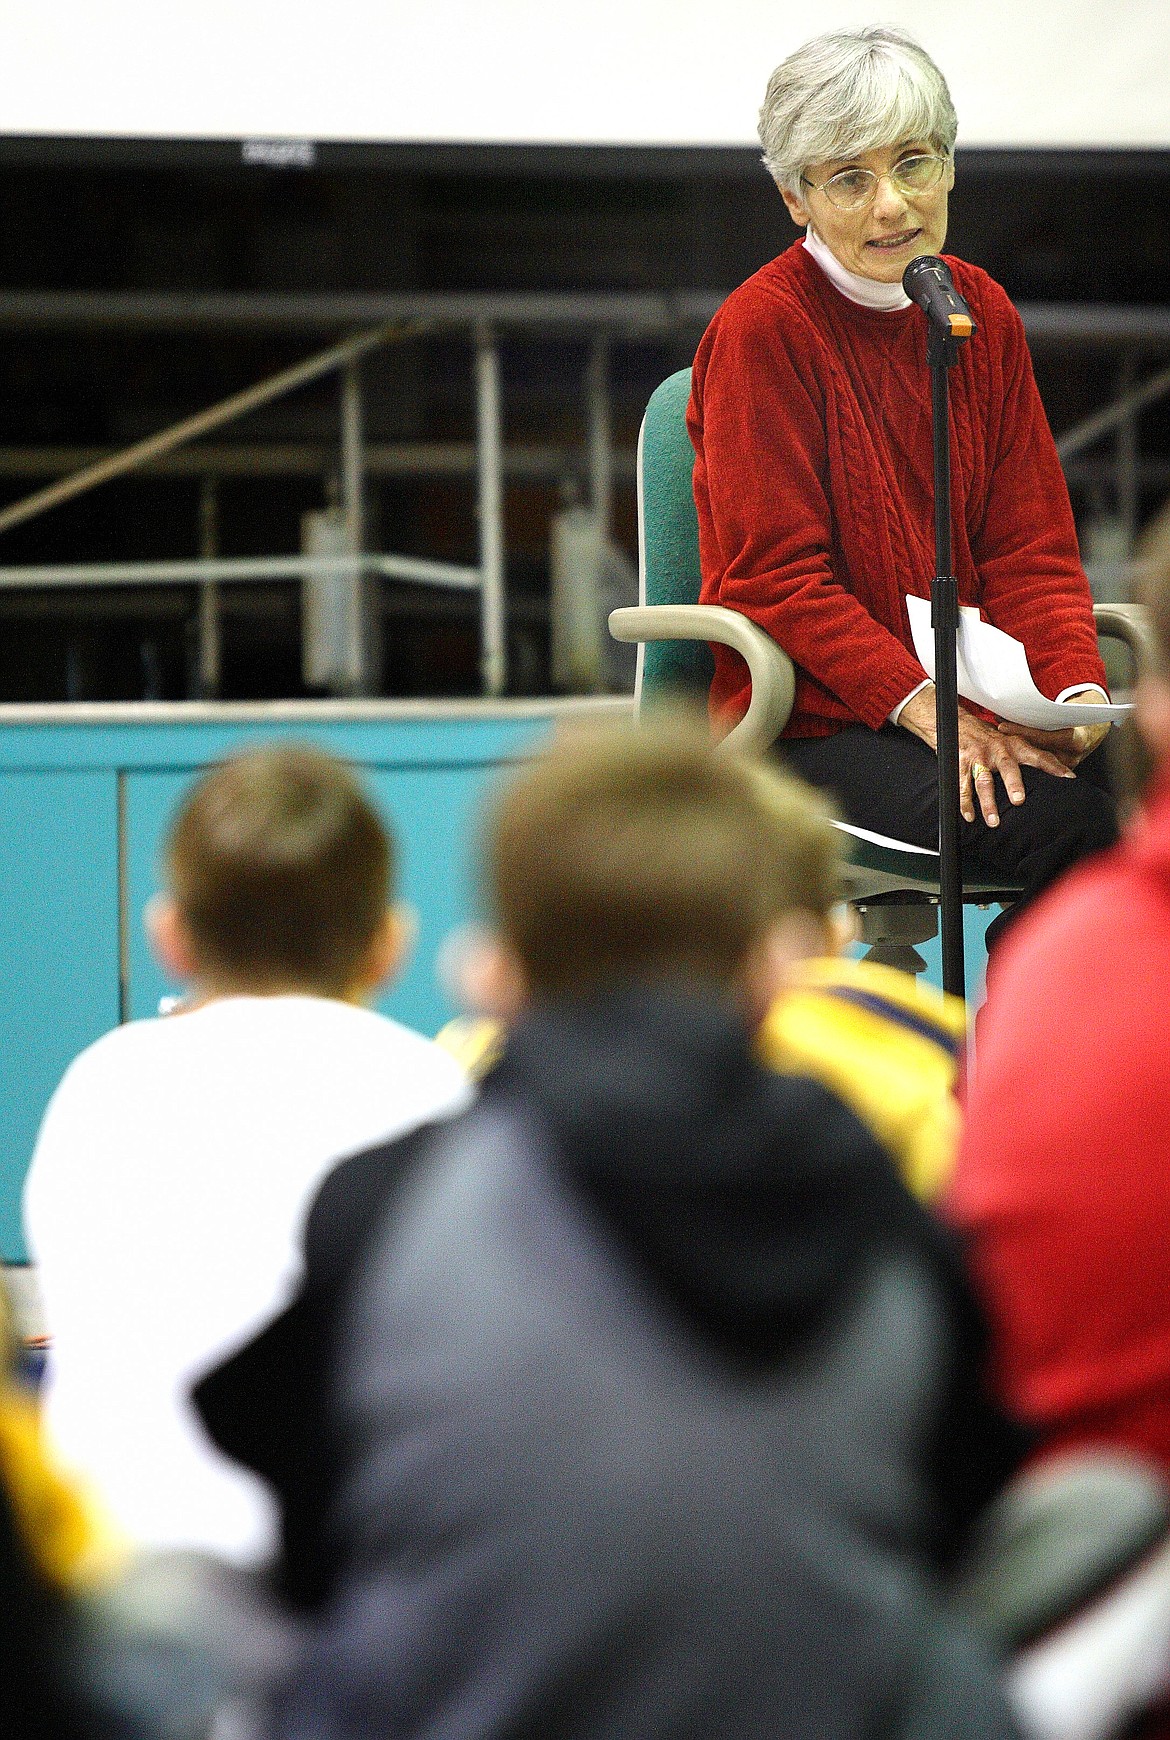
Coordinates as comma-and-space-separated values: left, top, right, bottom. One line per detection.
23, 995, 471, 1567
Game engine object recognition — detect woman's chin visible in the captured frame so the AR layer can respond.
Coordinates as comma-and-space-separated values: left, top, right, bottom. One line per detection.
854, 254, 912, 285
858, 236, 933, 283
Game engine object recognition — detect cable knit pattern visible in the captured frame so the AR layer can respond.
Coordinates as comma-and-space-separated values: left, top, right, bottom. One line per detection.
689, 241, 1107, 738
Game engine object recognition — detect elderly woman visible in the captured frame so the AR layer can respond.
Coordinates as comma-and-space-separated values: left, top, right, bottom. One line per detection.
689, 26, 1116, 933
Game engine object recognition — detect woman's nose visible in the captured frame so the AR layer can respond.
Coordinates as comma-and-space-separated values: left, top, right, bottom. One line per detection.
871, 172, 909, 221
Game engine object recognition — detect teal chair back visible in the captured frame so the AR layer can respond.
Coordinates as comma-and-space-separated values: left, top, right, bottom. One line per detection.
638, 367, 712, 700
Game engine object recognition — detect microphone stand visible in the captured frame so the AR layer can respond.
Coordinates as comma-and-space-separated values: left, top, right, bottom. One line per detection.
926, 317, 967, 1000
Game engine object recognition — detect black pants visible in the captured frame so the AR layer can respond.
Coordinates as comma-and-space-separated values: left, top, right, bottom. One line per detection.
781, 725, 1119, 951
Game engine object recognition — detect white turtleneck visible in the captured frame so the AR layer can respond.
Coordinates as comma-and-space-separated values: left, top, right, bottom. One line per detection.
802, 224, 911, 311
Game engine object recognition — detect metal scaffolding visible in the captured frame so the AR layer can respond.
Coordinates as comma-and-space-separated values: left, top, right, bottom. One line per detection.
0, 288, 1166, 698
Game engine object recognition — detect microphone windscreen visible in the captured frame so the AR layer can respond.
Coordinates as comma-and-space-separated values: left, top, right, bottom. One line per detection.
902, 255, 950, 298
902, 256, 975, 340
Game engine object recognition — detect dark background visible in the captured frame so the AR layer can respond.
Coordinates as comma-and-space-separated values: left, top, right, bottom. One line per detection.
0, 141, 1165, 701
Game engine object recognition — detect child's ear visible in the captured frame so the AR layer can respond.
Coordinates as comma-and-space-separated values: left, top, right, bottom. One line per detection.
356, 903, 417, 997
145, 894, 198, 983
827, 902, 858, 956
455, 931, 531, 1023
738, 911, 830, 1025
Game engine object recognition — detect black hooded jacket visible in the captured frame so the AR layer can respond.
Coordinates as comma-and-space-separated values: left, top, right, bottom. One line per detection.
197, 985, 1022, 1627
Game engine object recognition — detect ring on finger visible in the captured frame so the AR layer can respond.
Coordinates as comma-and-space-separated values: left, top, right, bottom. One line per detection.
971, 761, 989, 780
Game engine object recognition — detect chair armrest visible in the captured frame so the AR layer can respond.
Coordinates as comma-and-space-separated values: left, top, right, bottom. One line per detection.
951, 1450, 1170, 1651
1094, 601, 1157, 680
608, 604, 796, 754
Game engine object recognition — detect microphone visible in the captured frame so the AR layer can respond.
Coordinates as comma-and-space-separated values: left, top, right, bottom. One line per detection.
902, 256, 976, 341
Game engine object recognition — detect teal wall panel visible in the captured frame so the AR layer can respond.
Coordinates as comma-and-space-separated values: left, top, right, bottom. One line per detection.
0, 771, 120, 1260
124, 771, 205, 1023
917, 903, 997, 1004
0, 711, 555, 776
365, 764, 497, 1037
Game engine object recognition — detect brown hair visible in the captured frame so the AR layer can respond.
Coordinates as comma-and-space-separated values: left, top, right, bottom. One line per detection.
485, 714, 840, 999
166, 743, 392, 996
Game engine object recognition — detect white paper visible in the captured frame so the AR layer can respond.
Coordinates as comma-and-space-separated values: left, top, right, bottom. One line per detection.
905, 595, 1132, 729
833, 821, 937, 857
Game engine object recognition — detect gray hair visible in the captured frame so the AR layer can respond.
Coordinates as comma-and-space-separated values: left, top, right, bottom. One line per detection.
758, 26, 957, 196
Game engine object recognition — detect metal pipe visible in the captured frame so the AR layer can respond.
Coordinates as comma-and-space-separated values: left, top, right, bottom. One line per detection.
926, 323, 966, 1001
339, 358, 373, 692
0, 289, 1166, 348
585, 334, 613, 537
0, 320, 421, 538
340, 360, 366, 557
0, 552, 480, 590
1116, 356, 1140, 558
0, 433, 1163, 490
475, 325, 506, 697
370, 553, 480, 590
0, 288, 722, 335
197, 475, 221, 697
1057, 360, 1170, 461
0, 440, 639, 482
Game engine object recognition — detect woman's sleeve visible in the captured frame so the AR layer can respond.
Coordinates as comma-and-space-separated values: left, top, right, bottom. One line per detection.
692, 299, 928, 728
972, 303, 1107, 699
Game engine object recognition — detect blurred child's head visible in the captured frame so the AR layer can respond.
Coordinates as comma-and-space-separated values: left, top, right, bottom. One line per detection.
478, 714, 841, 1018
151, 743, 407, 1002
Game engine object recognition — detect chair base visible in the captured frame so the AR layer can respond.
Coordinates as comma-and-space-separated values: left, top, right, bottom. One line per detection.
852, 890, 1016, 979
861, 942, 930, 975
854, 895, 938, 978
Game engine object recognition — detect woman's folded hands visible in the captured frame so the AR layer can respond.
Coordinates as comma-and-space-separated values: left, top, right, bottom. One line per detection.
897, 682, 1089, 827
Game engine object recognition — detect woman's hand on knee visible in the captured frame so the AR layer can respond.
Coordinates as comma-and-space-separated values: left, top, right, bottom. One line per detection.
897, 693, 1075, 826
958, 714, 1073, 827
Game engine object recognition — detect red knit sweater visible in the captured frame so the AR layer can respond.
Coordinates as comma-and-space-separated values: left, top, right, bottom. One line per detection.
689, 242, 1107, 738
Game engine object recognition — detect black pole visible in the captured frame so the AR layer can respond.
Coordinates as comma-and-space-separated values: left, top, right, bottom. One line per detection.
927, 320, 965, 1000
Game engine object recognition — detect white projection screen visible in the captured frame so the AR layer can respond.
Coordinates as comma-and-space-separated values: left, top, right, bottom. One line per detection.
1, 0, 1167, 151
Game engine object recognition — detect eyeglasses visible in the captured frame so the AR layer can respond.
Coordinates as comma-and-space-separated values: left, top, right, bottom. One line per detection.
801, 154, 949, 213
